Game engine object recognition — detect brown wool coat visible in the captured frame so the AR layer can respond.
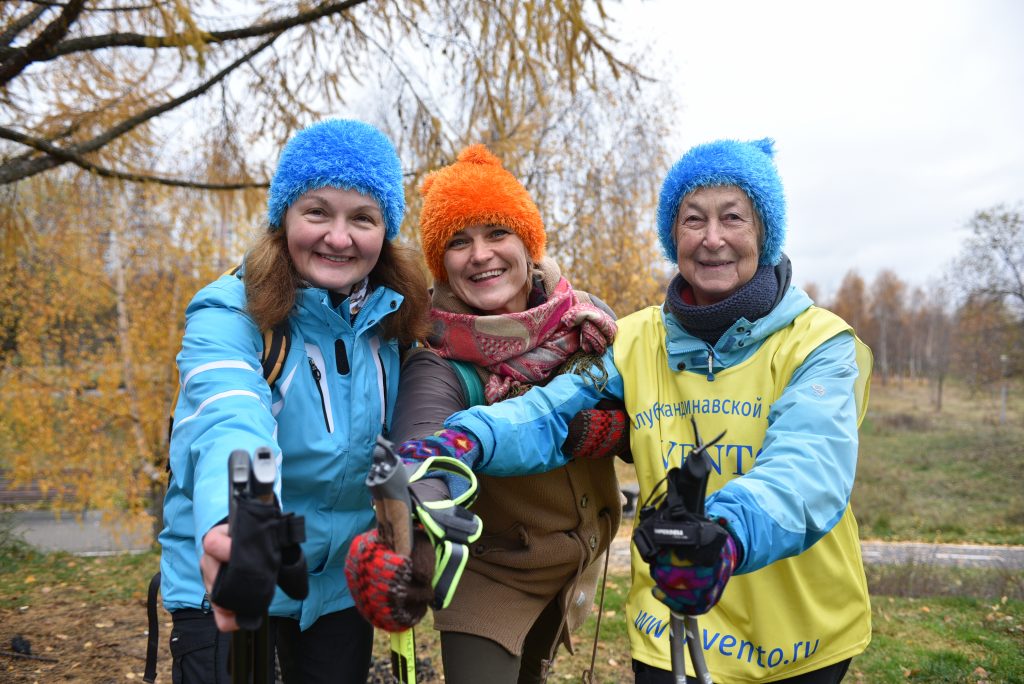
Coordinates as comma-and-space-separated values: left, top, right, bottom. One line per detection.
389, 265, 624, 656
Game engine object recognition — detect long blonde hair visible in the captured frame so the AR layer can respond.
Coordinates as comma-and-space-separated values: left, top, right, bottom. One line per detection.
243, 228, 430, 347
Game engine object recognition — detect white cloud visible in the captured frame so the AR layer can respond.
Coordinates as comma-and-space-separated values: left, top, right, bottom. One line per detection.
610, 0, 1024, 297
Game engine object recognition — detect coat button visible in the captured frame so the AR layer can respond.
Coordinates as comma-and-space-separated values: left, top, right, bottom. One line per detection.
677, 361, 686, 370
390, 300, 397, 309
580, 494, 589, 508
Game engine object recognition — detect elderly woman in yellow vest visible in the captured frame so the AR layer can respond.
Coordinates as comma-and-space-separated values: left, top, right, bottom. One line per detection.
386, 138, 873, 683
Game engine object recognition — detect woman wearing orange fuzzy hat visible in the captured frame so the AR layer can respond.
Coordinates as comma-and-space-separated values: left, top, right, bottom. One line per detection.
348, 144, 630, 682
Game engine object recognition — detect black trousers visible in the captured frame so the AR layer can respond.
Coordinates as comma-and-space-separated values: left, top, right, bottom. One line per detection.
632, 657, 852, 684
169, 607, 372, 684
169, 609, 231, 684
273, 608, 373, 684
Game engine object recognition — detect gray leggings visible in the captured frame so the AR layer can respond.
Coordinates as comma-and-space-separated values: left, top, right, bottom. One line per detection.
440, 598, 563, 684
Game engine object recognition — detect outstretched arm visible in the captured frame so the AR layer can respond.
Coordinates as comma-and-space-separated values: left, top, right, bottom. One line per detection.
446, 348, 626, 476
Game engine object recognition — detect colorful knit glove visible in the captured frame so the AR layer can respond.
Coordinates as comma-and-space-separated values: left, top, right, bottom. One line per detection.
396, 428, 481, 468
650, 525, 739, 616
345, 528, 435, 632
563, 400, 632, 462
396, 429, 481, 501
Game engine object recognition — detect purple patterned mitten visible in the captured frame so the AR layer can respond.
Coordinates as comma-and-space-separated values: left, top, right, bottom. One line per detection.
650, 530, 739, 615
396, 428, 480, 467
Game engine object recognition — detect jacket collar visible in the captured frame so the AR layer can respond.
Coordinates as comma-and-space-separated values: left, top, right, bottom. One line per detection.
295, 284, 403, 336
662, 280, 812, 379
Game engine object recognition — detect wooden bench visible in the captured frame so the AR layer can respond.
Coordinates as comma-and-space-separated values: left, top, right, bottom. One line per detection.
0, 472, 73, 507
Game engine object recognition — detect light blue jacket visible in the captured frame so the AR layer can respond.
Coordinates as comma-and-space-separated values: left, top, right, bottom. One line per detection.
447, 285, 861, 575
159, 274, 402, 629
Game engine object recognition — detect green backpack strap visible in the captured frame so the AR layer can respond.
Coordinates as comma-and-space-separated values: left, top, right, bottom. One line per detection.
448, 359, 485, 407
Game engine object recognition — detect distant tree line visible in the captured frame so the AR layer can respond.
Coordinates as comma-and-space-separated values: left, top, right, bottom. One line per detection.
813, 204, 1023, 408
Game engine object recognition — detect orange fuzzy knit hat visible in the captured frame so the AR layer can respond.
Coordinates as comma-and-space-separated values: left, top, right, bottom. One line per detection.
418, 145, 545, 282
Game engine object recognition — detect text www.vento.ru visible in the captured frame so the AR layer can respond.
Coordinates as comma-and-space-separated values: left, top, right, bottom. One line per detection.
634, 610, 820, 669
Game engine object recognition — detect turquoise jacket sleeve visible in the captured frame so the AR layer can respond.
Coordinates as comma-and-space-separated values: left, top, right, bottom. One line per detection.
706, 331, 861, 574
170, 278, 280, 555
445, 348, 624, 476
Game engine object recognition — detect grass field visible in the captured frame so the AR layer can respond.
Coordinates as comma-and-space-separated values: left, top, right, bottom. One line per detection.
611, 376, 1024, 546
854, 377, 1024, 545
1, 377, 1023, 682
488, 583, 1024, 683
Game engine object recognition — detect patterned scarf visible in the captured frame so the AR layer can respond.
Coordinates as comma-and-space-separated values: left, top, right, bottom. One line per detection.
429, 258, 617, 404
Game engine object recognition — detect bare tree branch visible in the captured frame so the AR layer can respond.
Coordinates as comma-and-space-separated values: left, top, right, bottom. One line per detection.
0, 4, 49, 48
0, 0, 85, 85
0, 125, 267, 188
0, 32, 280, 186
17, 0, 370, 62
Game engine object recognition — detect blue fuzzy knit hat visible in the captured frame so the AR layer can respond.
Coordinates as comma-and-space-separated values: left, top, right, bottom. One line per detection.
657, 138, 786, 266
267, 119, 405, 238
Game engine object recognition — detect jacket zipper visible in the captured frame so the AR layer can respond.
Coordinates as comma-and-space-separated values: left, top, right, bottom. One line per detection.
308, 357, 330, 431
371, 337, 387, 434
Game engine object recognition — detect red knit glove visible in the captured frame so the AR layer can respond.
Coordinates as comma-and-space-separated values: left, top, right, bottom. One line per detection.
344, 528, 435, 632
563, 400, 632, 462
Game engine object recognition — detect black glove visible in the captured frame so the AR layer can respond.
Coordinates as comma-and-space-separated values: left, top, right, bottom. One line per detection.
276, 513, 309, 601
210, 498, 307, 630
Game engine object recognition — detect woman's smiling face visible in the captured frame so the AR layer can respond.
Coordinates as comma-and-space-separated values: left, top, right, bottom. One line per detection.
443, 223, 531, 314
674, 185, 761, 305
284, 187, 385, 293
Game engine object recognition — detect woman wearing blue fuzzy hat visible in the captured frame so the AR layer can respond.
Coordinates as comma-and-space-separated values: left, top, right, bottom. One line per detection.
392, 138, 873, 682
158, 119, 430, 682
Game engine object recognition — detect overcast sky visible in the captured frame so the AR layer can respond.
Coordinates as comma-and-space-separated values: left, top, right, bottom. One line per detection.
610, 0, 1024, 297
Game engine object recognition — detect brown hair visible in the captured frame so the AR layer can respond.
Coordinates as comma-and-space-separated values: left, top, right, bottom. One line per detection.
244, 229, 431, 347
369, 240, 432, 346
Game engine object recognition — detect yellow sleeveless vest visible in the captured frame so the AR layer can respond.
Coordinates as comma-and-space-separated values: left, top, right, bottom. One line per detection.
615, 305, 872, 682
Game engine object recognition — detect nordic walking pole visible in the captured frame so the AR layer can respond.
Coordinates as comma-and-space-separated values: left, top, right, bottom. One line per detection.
366, 436, 417, 684
682, 616, 712, 684
227, 450, 254, 684
634, 418, 721, 683
249, 447, 277, 684
674, 417, 718, 684
226, 448, 277, 684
